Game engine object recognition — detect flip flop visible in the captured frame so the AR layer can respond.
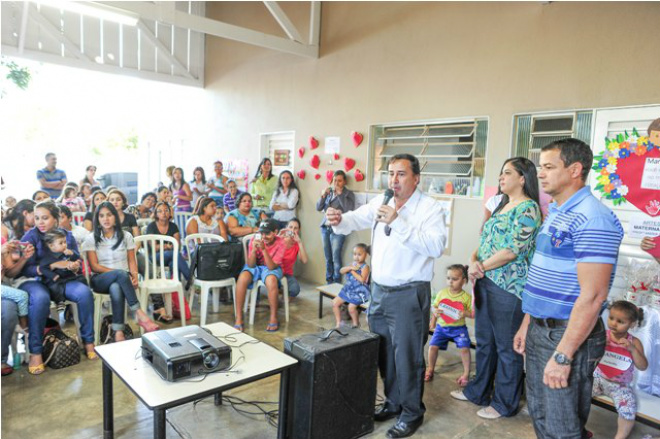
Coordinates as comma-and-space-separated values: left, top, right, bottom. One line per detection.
266, 322, 279, 332
152, 312, 174, 324
28, 363, 46, 375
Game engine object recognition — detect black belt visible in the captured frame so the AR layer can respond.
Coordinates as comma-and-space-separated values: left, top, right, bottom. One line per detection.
373, 281, 429, 293
532, 316, 569, 329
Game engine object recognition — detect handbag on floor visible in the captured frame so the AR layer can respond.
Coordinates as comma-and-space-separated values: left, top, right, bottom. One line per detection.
99, 315, 134, 344
171, 292, 191, 321
42, 328, 81, 369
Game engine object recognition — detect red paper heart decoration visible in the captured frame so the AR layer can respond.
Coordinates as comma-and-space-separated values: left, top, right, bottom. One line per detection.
438, 299, 465, 324
354, 169, 365, 182
298, 147, 305, 158
314, 174, 321, 180
615, 148, 660, 216
597, 344, 633, 379
309, 136, 319, 149
352, 131, 364, 147
326, 170, 334, 184
344, 157, 356, 172
333, 153, 340, 160
310, 154, 320, 169
296, 170, 306, 180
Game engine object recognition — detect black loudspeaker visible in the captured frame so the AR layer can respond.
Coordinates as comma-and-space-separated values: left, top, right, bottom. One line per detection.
284, 328, 379, 439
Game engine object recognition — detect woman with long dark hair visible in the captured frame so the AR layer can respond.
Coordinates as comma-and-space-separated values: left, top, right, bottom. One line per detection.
146, 201, 191, 282
83, 190, 107, 231
19, 200, 96, 374
170, 167, 193, 213
79, 165, 100, 187
316, 170, 356, 283
82, 201, 159, 341
250, 158, 277, 211
1, 199, 36, 241
451, 157, 542, 420
190, 166, 211, 207
269, 170, 300, 229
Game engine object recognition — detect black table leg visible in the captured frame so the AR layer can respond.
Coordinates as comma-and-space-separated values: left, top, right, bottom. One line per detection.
102, 363, 114, 439
318, 292, 323, 319
154, 409, 166, 439
278, 369, 291, 439
214, 392, 223, 406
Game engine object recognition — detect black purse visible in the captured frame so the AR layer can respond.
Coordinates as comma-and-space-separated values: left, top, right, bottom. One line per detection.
42, 328, 81, 369
186, 241, 244, 289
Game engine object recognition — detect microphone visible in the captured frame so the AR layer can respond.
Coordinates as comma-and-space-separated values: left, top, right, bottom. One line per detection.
382, 189, 394, 206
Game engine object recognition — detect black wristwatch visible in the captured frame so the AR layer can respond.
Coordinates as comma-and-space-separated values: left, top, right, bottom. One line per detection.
553, 350, 572, 366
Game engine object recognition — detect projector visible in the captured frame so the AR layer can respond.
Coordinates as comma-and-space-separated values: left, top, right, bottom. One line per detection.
141, 325, 232, 382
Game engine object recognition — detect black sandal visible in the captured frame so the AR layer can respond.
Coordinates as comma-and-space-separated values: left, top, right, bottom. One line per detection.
152, 312, 174, 324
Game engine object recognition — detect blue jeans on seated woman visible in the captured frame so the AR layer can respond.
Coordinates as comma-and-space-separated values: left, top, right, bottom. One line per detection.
155, 250, 191, 281
91, 270, 141, 332
20, 280, 95, 355
462, 276, 525, 417
1, 299, 18, 364
320, 225, 345, 284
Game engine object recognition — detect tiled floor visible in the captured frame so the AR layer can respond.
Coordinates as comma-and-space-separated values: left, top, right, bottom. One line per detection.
1, 281, 658, 439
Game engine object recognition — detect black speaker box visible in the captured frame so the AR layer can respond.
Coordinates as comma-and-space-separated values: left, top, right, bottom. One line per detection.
284, 328, 379, 439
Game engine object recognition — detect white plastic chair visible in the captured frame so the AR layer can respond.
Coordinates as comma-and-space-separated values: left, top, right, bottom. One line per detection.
72, 212, 86, 226
184, 233, 237, 326
134, 235, 186, 329
240, 234, 290, 326
174, 212, 193, 241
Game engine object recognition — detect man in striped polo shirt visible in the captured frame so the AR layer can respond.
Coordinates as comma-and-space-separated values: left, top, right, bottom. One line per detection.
513, 138, 623, 439
36, 152, 67, 199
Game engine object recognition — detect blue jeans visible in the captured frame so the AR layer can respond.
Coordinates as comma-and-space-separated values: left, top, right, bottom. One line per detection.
526, 317, 605, 439
20, 280, 94, 354
155, 250, 191, 281
320, 225, 346, 283
463, 277, 525, 417
1, 299, 18, 364
91, 270, 141, 331
284, 275, 300, 297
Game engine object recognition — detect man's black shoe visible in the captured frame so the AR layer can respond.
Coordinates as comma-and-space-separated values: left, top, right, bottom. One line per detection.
385, 418, 424, 439
373, 406, 401, 422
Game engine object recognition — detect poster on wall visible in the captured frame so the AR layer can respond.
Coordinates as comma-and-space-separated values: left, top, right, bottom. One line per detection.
325, 136, 340, 154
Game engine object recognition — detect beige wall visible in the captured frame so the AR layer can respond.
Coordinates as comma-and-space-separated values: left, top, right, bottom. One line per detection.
205, 1, 660, 288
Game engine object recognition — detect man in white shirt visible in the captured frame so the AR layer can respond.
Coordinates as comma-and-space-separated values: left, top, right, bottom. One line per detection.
327, 154, 447, 438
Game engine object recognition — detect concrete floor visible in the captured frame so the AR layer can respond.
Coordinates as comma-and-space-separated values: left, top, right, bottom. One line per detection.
2, 280, 659, 439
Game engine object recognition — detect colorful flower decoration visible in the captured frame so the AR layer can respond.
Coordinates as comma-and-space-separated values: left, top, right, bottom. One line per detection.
592, 128, 657, 206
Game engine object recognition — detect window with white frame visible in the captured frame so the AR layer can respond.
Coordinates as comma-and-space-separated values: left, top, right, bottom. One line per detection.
368, 118, 488, 198
513, 111, 593, 165
260, 131, 295, 175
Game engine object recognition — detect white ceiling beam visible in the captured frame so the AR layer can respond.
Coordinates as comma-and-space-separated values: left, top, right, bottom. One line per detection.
309, 1, 321, 48
263, 1, 303, 43
18, 1, 30, 54
28, 3, 89, 60
136, 20, 195, 80
105, 1, 319, 59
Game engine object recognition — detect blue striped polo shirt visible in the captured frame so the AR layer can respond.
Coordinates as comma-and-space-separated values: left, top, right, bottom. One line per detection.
36, 167, 67, 198
522, 186, 623, 319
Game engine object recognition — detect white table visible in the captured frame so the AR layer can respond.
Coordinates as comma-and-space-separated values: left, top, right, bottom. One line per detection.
95, 322, 298, 439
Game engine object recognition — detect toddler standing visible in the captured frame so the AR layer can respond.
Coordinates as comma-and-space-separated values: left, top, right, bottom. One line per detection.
332, 243, 370, 328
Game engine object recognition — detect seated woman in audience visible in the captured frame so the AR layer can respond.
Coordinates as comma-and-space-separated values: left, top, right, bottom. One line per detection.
127, 192, 157, 220
190, 167, 211, 208
58, 204, 90, 249
157, 186, 173, 207
58, 185, 86, 212
170, 167, 193, 213
2, 199, 36, 241
83, 190, 107, 231
250, 158, 277, 213
1, 239, 33, 376
32, 190, 51, 202
107, 189, 139, 237
226, 193, 268, 239
19, 200, 96, 374
222, 180, 241, 213
79, 165, 100, 188
82, 201, 159, 341
186, 196, 229, 242
145, 201, 191, 283
279, 218, 308, 298
80, 183, 93, 209
269, 170, 299, 230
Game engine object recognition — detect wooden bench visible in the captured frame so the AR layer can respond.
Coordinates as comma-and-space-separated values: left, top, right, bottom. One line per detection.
316, 283, 368, 319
